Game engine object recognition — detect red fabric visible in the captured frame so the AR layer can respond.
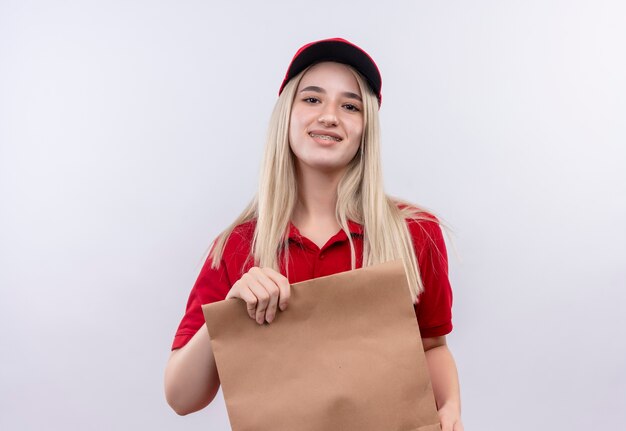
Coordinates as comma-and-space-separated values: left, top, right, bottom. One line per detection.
278, 37, 383, 105
171, 217, 453, 350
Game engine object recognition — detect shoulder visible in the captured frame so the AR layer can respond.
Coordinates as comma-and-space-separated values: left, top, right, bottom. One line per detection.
221, 219, 256, 259
394, 201, 445, 255
228, 219, 256, 243
395, 201, 441, 236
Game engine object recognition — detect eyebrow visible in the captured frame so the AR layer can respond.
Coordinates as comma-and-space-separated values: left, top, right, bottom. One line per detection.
300, 85, 362, 102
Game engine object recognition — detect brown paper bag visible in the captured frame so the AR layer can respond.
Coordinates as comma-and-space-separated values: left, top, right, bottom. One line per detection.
202, 260, 441, 431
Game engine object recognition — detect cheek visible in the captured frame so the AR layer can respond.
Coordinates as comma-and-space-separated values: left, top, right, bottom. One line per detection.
348, 140, 361, 160
287, 113, 299, 148
348, 128, 364, 159
288, 107, 312, 150
288, 131, 299, 154
288, 109, 302, 137
349, 121, 364, 146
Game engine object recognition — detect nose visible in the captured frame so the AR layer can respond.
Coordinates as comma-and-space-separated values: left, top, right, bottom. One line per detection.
318, 107, 339, 126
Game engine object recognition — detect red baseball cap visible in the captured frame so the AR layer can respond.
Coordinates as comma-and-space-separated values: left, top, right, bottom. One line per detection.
279, 38, 383, 106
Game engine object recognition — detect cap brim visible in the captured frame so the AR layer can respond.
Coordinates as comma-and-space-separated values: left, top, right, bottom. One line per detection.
279, 39, 382, 105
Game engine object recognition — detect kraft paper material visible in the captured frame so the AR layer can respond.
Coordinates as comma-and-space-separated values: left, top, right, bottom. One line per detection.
202, 260, 441, 431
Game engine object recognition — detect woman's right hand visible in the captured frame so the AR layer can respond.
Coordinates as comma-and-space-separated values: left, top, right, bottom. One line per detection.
225, 267, 291, 325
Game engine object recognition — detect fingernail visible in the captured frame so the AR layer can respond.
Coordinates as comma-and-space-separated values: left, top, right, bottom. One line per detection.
279, 303, 286, 311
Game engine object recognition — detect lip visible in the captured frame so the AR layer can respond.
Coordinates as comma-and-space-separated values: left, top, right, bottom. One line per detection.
308, 130, 343, 141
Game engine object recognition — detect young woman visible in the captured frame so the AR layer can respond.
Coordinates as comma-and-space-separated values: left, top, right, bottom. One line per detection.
164, 38, 464, 431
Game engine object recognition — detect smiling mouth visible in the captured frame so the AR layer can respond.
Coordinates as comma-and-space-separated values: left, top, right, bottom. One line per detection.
309, 132, 342, 142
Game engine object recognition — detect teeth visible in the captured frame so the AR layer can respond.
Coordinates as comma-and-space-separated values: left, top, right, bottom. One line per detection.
309, 133, 341, 142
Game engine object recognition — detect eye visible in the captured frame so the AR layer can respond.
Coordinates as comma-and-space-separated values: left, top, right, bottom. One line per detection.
303, 97, 320, 103
343, 103, 360, 112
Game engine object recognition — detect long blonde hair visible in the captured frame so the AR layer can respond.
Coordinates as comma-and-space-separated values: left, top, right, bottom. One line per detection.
207, 64, 440, 302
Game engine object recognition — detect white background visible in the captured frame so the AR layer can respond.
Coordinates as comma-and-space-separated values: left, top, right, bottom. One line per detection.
1, 1, 625, 430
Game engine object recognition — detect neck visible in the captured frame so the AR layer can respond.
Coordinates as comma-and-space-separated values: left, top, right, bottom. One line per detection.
292, 163, 345, 225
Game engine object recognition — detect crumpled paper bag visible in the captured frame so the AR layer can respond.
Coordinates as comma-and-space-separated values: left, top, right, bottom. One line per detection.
202, 260, 441, 431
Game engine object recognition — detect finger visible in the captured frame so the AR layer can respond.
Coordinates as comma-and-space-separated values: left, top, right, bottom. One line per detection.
226, 281, 257, 319
238, 287, 259, 320
249, 268, 280, 323
264, 284, 280, 323
263, 268, 291, 311
453, 421, 464, 431
245, 279, 271, 324
242, 273, 269, 320
440, 419, 452, 431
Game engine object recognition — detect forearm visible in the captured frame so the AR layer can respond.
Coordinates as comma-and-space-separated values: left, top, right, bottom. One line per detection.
424, 344, 461, 412
164, 325, 220, 415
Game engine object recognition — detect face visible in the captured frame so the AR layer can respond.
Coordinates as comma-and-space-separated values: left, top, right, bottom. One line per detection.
288, 62, 364, 175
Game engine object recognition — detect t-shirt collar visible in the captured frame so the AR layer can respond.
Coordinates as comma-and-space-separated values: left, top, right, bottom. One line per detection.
287, 219, 363, 241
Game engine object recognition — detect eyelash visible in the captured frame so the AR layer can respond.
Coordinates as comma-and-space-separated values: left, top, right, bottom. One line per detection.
302, 97, 361, 112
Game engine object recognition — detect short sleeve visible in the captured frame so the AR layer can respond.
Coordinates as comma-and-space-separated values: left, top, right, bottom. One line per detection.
409, 218, 454, 338
171, 254, 232, 350
171, 222, 255, 350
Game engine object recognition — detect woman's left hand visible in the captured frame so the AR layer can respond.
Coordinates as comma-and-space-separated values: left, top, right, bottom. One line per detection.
438, 403, 464, 431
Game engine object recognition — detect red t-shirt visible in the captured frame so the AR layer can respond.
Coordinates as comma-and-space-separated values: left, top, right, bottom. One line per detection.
172, 217, 453, 350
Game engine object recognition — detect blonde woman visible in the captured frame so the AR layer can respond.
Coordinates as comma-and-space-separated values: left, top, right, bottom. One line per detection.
164, 38, 464, 431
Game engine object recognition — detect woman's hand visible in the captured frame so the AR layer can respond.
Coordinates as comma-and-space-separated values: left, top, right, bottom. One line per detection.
225, 267, 291, 324
438, 403, 464, 431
